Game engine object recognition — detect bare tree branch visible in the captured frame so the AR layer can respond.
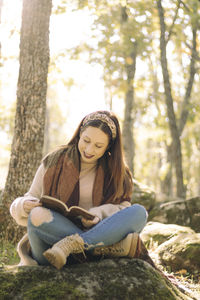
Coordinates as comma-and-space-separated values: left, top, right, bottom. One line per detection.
180, 0, 191, 12
166, 0, 181, 44
185, 41, 200, 61
178, 7, 198, 135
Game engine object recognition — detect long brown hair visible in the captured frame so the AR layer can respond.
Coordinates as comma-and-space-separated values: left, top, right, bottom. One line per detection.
43, 111, 133, 202
67, 110, 133, 201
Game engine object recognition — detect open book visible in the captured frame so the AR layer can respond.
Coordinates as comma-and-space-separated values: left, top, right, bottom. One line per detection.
40, 195, 95, 220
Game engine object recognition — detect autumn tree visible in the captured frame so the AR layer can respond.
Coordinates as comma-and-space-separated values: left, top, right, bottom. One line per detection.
119, 5, 137, 175
0, 0, 52, 241
156, 0, 198, 198
66, 1, 153, 175
41, 0, 200, 197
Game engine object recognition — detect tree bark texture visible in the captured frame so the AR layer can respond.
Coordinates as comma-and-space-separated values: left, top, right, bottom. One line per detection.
157, 0, 185, 199
1, 0, 52, 241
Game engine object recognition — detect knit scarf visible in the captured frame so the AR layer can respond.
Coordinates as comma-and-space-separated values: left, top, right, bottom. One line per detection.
42, 144, 117, 208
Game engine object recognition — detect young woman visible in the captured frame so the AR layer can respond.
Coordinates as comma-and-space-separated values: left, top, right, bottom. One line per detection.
10, 110, 148, 269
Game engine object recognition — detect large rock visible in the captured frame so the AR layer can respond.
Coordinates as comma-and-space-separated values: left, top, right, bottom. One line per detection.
141, 222, 200, 274
141, 222, 195, 246
0, 259, 191, 300
155, 232, 200, 274
132, 179, 156, 211
148, 197, 200, 232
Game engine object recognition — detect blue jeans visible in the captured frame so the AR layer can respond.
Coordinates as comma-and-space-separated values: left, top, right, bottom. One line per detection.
27, 204, 148, 265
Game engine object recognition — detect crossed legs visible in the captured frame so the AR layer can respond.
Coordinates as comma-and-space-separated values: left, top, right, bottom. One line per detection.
28, 204, 148, 265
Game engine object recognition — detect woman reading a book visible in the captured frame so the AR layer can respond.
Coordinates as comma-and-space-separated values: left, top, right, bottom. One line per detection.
10, 110, 148, 269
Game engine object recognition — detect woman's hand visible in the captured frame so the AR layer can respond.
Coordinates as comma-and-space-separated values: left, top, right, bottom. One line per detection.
81, 216, 100, 228
23, 200, 42, 214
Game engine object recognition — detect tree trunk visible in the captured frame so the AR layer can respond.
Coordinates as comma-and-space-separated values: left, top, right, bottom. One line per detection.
178, 26, 197, 135
0, 0, 52, 242
120, 6, 136, 175
157, 0, 185, 199
164, 26, 197, 197
122, 48, 137, 175
161, 144, 173, 197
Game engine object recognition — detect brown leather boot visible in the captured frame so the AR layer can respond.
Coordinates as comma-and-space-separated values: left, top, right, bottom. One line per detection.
43, 234, 85, 269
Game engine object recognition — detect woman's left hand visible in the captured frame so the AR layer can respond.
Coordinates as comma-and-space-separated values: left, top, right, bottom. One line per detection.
81, 216, 100, 228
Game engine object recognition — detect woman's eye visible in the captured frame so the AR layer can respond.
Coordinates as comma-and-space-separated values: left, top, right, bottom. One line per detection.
84, 140, 89, 143
96, 145, 102, 149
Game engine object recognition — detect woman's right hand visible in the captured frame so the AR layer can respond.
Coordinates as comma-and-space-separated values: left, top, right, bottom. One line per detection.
23, 200, 42, 214
81, 216, 100, 228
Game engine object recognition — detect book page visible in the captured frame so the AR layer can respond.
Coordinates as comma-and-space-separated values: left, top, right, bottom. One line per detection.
40, 195, 95, 220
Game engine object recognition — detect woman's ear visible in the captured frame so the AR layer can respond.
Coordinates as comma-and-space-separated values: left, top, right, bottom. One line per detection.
105, 144, 111, 156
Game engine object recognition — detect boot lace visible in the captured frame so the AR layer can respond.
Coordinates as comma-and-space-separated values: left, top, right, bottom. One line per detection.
58, 234, 86, 258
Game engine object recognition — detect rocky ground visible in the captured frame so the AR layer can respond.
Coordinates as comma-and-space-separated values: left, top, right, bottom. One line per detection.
0, 221, 200, 300
1, 184, 200, 299
0, 258, 196, 300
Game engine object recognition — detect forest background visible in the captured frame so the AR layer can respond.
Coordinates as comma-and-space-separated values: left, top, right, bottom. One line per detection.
0, 0, 200, 211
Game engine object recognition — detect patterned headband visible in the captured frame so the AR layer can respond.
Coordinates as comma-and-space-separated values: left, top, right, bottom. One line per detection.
82, 112, 117, 140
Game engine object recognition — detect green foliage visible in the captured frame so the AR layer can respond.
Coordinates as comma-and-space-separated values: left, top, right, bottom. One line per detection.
49, 0, 200, 197
1, 0, 200, 200
0, 241, 19, 267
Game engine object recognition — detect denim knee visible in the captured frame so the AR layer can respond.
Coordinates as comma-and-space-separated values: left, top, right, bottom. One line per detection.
128, 203, 148, 232
132, 203, 148, 221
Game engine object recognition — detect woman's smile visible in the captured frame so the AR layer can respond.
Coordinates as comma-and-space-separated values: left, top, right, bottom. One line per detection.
78, 126, 109, 163
83, 152, 94, 159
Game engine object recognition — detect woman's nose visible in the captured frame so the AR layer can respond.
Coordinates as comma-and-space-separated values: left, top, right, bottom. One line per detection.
86, 144, 94, 154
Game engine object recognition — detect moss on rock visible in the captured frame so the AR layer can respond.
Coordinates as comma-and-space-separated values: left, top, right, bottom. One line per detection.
0, 258, 191, 300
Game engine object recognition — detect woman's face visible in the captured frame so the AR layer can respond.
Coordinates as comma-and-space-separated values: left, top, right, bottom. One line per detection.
78, 126, 109, 163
